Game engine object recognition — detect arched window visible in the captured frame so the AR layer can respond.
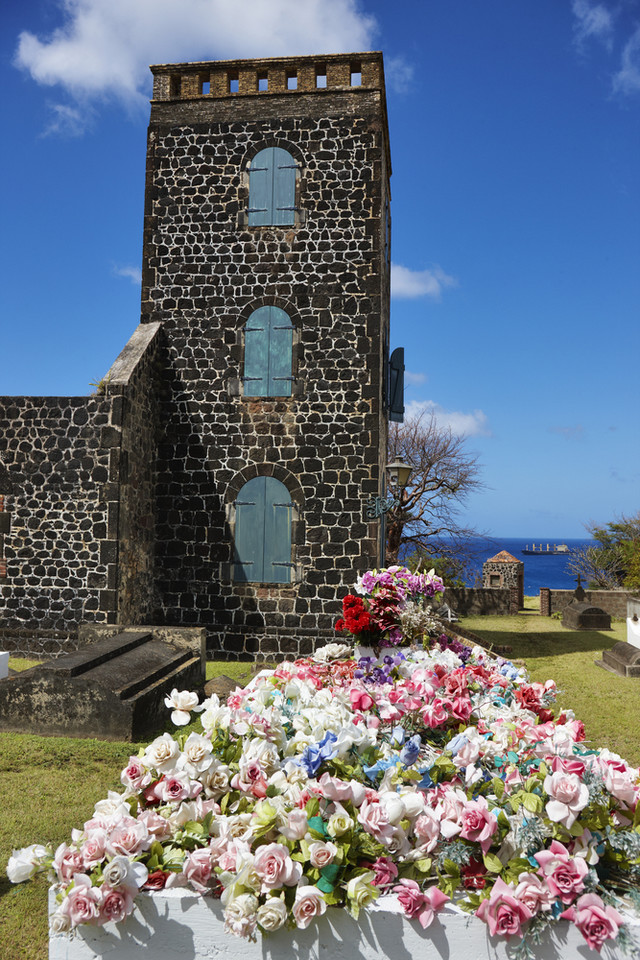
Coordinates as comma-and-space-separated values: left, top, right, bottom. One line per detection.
248, 147, 297, 226
244, 306, 293, 397
233, 477, 293, 583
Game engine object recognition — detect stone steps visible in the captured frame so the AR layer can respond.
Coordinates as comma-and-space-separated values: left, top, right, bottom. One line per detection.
0, 626, 205, 740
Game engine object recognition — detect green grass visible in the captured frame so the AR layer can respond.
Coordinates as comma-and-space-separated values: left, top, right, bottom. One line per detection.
7, 658, 43, 672
459, 603, 639, 765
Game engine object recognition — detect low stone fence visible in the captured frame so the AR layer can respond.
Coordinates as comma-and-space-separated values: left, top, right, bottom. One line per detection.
445, 587, 518, 617
540, 588, 636, 618
0, 627, 78, 659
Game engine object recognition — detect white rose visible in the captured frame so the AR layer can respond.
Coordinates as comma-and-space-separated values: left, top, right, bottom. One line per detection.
49, 906, 72, 935
257, 897, 288, 931
164, 688, 200, 726
102, 855, 148, 892
178, 732, 213, 777
327, 811, 354, 838
144, 733, 180, 773
346, 871, 378, 910
224, 893, 258, 939
7, 844, 49, 883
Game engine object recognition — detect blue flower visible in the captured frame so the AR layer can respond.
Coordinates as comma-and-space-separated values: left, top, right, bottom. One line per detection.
400, 734, 421, 768
297, 731, 338, 777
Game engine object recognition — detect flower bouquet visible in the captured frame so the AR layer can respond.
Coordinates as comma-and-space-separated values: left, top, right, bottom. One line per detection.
335, 565, 446, 649
8, 570, 640, 959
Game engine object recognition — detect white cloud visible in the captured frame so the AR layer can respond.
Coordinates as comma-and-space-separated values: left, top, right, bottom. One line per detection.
113, 264, 142, 284
571, 0, 614, 52
404, 371, 426, 386
613, 25, 640, 95
385, 56, 414, 94
14, 0, 377, 115
41, 102, 86, 137
391, 263, 458, 300
405, 400, 491, 438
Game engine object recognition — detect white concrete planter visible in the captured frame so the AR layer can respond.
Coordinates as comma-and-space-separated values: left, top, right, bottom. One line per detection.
0, 650, 9, 680
49, 887, 633, 960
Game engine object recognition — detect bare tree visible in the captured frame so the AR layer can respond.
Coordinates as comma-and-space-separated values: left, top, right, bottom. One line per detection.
385, 410, 485, 566
567, 512, 640, 590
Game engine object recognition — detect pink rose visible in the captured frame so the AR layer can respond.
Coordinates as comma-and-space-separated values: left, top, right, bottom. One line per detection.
105, 817, 149, 858
371, 856, 398, 888
435, 788, 466, 840
357, 799, 394, 843
53, 843, 85, 883
81, 830, 108, 869
413, 809, 440, 853
561, 893, 624, 952
476, 878, 533, 939
350, 688, 374, 712
534, 840, 589, 904
459, 797, 498, 853
279, 808, 308, 841
421, 698, 449, 728
64, 875, 102, 927
543, 771, 589, 828
292, 885, 327, 929
253, 843, 302, 892
138, 810, 173, 841
98, 885, 134, 926
308, 841, 338, 869
514, 872, 554, 915
183, 847, 213, 894
393, 880, 449, 929
120, 756, 151, 792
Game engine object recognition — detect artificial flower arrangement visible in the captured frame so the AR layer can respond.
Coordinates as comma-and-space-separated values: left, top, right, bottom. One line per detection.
8, 570, 640, 959
335, 564, 446, 648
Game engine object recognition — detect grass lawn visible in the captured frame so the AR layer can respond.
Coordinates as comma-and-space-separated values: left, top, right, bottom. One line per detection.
459, 598, 640, 766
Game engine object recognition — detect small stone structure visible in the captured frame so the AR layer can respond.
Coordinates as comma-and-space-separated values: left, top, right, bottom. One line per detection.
561, 580, 611, 631
0, 625, 205, 739
482, 551, 523, 611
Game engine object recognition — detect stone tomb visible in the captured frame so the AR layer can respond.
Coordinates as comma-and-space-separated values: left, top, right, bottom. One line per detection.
0, 625, 205, 739
597, 597, 640, 679
562, 601, 611, 631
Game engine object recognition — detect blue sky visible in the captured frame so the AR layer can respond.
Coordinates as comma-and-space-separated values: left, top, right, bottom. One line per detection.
1, 0, 638, 539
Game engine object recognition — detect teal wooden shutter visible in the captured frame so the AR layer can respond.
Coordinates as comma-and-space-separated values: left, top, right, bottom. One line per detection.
389, 347, 405, 423
267, 307, 293, 396
264, 477, 292, 583
248, 147, 296, 226
245, 307, 293, 397
234, 477, 292, 583
234, 476, 266, 581
248, 148, 273, 227
245, 307, 270, 396
273, 148, 296, 226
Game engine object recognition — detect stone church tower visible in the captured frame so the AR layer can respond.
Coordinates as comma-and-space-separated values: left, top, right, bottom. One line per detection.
0, 53, 395, 660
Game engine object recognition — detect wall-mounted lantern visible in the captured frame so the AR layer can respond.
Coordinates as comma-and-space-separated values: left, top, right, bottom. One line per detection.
365, 459, 413, 520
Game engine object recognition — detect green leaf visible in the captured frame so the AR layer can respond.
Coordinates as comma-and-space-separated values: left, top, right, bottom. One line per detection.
521, 793, 543, 814
482, 852, 503, 874
415, 858, 432, 874
492, 777, 505, 801
443, 859, 460, 878
317, 875, 336, 894
305, 798, 320, 819
307, 816, 328, 839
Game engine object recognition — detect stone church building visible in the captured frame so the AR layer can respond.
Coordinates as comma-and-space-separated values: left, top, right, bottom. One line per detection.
0, 52, 402, 660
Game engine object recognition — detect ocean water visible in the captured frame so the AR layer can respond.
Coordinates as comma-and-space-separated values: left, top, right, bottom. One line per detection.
460, 537, 595, 594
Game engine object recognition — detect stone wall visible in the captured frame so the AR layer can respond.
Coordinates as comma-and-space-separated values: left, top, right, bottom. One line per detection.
445, 587, 516, 617
142, 55, 390, 658
0, 395, 114, 648
540, 588, 635, 619
103, 323, 163, 625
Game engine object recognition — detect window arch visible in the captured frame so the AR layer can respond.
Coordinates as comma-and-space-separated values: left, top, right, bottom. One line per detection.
233, 477, 293, 583
248, 147, 297, 226
244, 306, 293, 397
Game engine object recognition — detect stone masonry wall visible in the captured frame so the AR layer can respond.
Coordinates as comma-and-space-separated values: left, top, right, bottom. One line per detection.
0, 396, 114, 651
102, 323, 163, 625
141, 60, 390, 658
540, 588, 635, 619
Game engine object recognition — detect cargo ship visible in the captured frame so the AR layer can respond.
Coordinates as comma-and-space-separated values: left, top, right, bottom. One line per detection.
522, 543, 570, 555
